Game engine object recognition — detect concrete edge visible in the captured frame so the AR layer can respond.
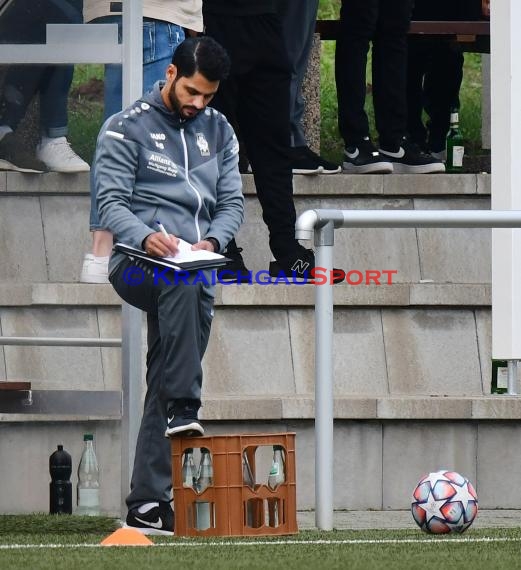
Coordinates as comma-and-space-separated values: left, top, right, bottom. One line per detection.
3, 396, 521, 422
0, 283, 493, 307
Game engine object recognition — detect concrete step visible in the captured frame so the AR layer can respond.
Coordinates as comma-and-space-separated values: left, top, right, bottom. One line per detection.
0, 282, 500, 399
0, 172, 491, 283
0, 282, 492, 307
4, 395, 521, 422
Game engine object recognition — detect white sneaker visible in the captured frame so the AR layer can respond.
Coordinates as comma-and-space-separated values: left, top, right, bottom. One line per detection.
36, 136, 90, 173
80, 254, 109, 284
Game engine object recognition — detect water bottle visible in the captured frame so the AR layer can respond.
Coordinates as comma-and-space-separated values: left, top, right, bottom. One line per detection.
267, 446, 285, 527
491, 359, 508, 394
195, 448, 213, 530
267, 446, 285, 489
182, 448, 197, 488
49, 444, 72, 515
77, 434, 100, 516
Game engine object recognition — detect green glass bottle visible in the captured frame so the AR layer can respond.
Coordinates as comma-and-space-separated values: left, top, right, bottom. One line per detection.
446, 111, 465, 173
491, 360, 508, 394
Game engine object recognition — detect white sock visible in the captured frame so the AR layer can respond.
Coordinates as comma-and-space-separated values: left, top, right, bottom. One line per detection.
0, 126, 13, 141
93, 256, 110, 262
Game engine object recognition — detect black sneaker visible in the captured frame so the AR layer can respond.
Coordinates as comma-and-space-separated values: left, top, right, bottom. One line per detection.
342, 137, 393, 174
379, 139, 445, 174
0, 132, 47, 173
269, 247, 345, 284
217, 244, 252, 283
165, 399, 204, 438
291, 145, 341, 175
124, 501, 174, 536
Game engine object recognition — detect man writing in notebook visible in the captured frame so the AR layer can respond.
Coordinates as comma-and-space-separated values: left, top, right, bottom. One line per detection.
95, 37, 244, 535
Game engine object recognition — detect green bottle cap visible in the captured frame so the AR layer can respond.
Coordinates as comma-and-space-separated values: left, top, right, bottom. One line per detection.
83, 434, 94, 441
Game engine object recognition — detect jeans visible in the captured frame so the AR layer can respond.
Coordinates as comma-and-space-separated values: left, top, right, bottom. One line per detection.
0, 0, 82, 137
89, 18, 185, 230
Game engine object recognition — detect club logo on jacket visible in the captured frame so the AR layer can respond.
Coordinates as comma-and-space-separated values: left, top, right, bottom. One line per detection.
196, 132, 210, 156
150, 132, 166, 150
147, 152, 178, 178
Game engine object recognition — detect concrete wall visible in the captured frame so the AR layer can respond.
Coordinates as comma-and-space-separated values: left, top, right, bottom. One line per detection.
1, 418, 519, 514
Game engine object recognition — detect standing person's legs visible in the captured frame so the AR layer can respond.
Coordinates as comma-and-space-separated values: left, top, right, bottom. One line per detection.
335, 0, 393, 173
406, 38, 431, 149
38, 64, 74, 139
0, 66, 47, 132
282, 0, 340, 174
335, 0, 379, 146
423, 44, 464, 153
142, 20, 185, 92
102, 18, 186, 118
233, 16, 297, 260
372, 0, 413, 151
282, 0, 319, 148
204, 12, 297, 261
36, 61, 90, 172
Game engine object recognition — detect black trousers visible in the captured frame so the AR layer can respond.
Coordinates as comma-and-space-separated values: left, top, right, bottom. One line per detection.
406, 0, 466, 152
406, 39, 464, 152
335, 0, 413, 149
203, 12, 297, 260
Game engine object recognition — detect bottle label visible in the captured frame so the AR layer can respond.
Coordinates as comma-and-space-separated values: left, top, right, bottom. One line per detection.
452, 146, 464, 167
497, 367, 508, 389
78, 488, 100, 508
269, 462, 280, 477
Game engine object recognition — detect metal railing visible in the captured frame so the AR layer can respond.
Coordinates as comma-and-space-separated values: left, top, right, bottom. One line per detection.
0, 336, 123, 414
295, 208, 521, 531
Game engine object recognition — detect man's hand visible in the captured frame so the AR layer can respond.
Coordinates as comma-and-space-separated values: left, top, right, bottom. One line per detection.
144, 232, 179, 257
192, 239, 217, 252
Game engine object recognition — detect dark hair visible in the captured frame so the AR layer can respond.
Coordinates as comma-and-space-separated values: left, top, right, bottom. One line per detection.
171, 36, 230, 82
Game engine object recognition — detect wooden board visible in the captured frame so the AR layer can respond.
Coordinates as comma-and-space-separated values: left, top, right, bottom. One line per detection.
0, 381, 32, 391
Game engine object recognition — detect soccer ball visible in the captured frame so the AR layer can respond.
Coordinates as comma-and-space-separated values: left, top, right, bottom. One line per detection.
411, 470, 478, 534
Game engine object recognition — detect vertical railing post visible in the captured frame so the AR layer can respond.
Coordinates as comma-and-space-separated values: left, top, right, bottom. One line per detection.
314, 220, 335, 531
120, 0, 143, 517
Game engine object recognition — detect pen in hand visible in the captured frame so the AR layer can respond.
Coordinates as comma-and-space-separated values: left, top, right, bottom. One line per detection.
154, 219, 178, 256
156, 220, 170, 240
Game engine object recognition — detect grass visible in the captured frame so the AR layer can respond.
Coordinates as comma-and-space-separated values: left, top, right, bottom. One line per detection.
66, 1, 485, 166
1, 516, 521, 570
67, 64, 104, 165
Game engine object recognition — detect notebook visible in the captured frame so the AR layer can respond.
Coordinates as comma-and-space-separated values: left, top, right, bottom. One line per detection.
115, 238, 229, 272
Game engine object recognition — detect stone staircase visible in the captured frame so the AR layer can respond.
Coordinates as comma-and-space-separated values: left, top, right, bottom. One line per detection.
1, 170, 519, 516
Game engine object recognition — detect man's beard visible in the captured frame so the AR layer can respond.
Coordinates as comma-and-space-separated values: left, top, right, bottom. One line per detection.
168, 80, 200, 119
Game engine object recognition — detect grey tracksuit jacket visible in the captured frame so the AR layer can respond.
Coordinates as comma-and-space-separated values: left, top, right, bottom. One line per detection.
95, 81, 244, 275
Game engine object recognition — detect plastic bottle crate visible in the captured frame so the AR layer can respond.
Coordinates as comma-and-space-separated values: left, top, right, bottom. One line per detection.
171, 432, 297, 536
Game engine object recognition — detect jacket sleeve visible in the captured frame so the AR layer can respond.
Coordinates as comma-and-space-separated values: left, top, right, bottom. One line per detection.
204, 122, 244, 251
95, 119, 155, 249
